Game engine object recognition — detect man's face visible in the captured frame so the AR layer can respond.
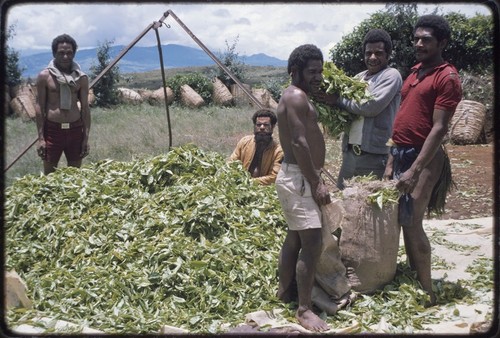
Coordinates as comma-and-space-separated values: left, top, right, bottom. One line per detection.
298, 59, 323, 94
413, 27, 445, 63
254, 116, 274, 143
364, 41, 389, 75
54, 42, 75, 69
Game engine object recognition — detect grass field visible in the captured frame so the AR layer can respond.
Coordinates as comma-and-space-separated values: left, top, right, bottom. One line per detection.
4, 65, 342, 187
4, 102, 343, 188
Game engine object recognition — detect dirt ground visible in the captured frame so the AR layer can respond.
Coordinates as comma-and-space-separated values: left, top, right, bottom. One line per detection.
324, 143, 495, 220
441, 143, 495, 220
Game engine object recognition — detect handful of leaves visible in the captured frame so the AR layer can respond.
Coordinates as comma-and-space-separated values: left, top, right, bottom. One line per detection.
314, 61, 373, 138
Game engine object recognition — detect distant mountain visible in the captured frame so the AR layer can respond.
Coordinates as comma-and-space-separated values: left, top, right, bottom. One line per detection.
18, 44, 287, 79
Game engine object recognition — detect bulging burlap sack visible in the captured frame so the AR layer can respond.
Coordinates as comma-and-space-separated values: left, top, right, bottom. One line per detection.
250, 88, 272, 108
449, 100, 487, 145
10, 95, 36, 121
117, 87, 143, 105
314, 200, 351, 299
338, 180, 401, 294
268, 95, 278, 110
180, 84, 205, 108
310, 201, 353, 315
10, 84, 36, 120
230, 83, 252, 105
88, 88, 96, 107
5, 270, 32, 309
149, 87, 175, 106
212, 77, 233, 106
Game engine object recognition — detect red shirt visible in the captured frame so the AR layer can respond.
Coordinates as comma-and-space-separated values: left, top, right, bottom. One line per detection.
392, 62, 462, 147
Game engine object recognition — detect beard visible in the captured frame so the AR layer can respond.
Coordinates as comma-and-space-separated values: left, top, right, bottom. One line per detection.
254, 132, 273, 146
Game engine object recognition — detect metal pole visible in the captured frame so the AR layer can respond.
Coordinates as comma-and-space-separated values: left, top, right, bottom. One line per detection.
164, 10, 263, 108
90, 12, 168, 88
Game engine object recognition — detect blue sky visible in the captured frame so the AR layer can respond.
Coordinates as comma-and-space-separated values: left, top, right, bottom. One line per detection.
4, 2, 493, 60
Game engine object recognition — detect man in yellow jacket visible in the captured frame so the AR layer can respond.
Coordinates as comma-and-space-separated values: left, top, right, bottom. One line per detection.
229, 108, 284, 185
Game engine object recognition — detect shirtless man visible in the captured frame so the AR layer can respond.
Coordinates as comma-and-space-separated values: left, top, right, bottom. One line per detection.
35, 34, 91, 175
275, 44, 331, 332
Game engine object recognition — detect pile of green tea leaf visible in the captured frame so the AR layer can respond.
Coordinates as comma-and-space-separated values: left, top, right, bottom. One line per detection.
315, 61, 373, 138
5, 144, 287, 334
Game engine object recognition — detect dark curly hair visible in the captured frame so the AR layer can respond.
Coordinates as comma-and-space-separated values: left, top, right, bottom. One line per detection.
414, 15, 451, 42
51, 34, 78, 56
287, 44, 323, 75
252, 108, 277, 126
363, 29, 393, 55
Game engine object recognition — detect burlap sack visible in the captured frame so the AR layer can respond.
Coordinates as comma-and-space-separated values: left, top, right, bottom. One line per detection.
338, 180, 401, 294
5, 270, 32, 309
10, 95, 36, 121
180, 84, 205, 108
230, 83, 252, 105
268, 95, 278, 110
10, 84, 36, 120
117, 87, 143, 105
250, 88, 272, 108
449, 100, 487, 145
314, 200, 351, 299
88, 88, 96, 107
149, 87, 175, 105
212, 77, 233, 106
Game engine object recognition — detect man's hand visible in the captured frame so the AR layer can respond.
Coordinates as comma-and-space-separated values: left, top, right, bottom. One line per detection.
311, 90, 338, 106
395, 168, 420, 195
383, 163, 393, 180
37, 140, 46, 159
312, 181, 331, 206
80, 140, 90, 158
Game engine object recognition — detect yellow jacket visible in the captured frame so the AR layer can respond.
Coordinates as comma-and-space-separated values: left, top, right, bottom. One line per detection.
229, 135, 284, 185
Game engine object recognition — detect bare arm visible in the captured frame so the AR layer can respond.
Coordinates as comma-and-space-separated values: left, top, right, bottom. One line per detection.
287, 92, 321, 186
396, 109, 452, 194
339, 70, 402, 117
286, 90, 330, 205
35, 70, 48, 158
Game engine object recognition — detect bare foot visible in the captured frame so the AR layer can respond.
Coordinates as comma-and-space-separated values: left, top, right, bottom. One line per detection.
296, 307, 330, 332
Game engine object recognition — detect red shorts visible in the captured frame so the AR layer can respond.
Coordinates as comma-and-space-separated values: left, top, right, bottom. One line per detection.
44, 120, 84, 163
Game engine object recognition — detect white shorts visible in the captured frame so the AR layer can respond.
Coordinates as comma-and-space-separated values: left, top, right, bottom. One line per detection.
275, 163, 322, 231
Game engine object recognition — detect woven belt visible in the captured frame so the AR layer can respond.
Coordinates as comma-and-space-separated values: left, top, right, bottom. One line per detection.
348, 144, 362, 156
46, 119, 83, 129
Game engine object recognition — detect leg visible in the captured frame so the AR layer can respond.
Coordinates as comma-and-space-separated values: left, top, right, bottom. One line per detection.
43, 160, 58, 175
278, 230, 300, 303
295, 228, 330, 332
65, 127, 84, 169
337, 150, 355, 190
402, 148, 444, 306
67, 159, 82, 168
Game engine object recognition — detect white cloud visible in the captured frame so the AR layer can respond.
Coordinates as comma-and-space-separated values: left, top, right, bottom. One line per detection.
4, 2, 491, 60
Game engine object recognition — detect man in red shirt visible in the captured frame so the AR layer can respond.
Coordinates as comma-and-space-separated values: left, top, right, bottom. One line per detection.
384, 15, 462, 306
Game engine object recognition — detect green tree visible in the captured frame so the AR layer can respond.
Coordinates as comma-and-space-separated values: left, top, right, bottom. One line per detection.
329, 4, 493, 79
89, 40, 120, 107
443, 12, 493, 73
4, 24, 25, 86
165, 72, 213, 104
212, 35, 246, 87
